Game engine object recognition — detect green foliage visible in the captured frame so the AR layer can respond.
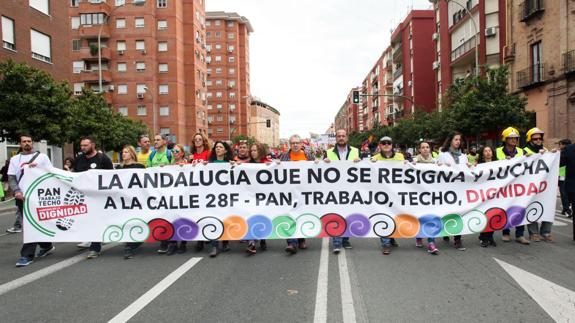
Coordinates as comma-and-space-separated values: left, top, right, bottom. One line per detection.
231, 135, 258, 146
89, 43, 99, 56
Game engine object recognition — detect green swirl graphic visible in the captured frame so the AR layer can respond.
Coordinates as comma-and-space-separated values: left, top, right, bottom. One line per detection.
440, 213, 463, 236
103, 218, 150, 242
271, 215, 296, 239
296, 213, 322, 238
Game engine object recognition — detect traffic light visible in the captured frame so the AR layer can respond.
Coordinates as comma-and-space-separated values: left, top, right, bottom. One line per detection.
266, 119, 271, 128
352, 90, 360, 104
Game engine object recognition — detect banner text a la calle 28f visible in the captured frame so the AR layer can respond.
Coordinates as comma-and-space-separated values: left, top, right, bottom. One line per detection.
21, 153, 558, 243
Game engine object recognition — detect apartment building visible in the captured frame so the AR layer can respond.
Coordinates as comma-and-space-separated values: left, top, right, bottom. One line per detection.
249, 99, 280, 147
335, 88, 360, 134
205, 11, 252, 141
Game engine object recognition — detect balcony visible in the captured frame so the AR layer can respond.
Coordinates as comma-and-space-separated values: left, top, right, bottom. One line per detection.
80, 69, 111, 83
393, 68, 403, 80
79, 46, 111, 61
563, 50, 575, 75
451, 35, 477, 62
392, 46, 402, 61
520, 0, 544, 22
78, 0, 111, 15
516, 63, 546, 89
78, 24, 110, 39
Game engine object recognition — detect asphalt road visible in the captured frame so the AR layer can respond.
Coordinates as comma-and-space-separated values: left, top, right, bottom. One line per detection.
0, 199, 573, 323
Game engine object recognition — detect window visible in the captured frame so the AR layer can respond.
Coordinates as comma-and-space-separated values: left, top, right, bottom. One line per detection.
117, 62, 127, 72
531, 41, 543, 83
229, 104, 236, 111
73, 83, 83, 95
71, 0, 79, 7
116, 18, 126, 29
227, 21, 234, 27
157, 20, 167, 30
216, 92, 222, 98
206, 31, 211, 38
228, 45, 234, 52
228, 80, 235, 87
216, 104, 223, 109
136, 61, 146, 72
229, 68, 235, 74
215, 20, 221, 26
206, 80, 212, 86
118, 106, 128, 116
158, 63, 168, 73
215, 32, 221, 38
115, 0, 125, 6
117, 84, 128, 94
136, 84, 146, 94
72, 39, 81, 51
159, 106, 170, 116
2, 17, 16, 50
207, 128, 213, 135
215, 44, 222, 50
216, 128, 223, 133
136, 40, 145, 51
207, 116, 213, 122
215, 68, 222, 74
215, 80, 223, 85
71, 17, 80, 30
159, 84, 168, 95
227, 33, 235, 39
157, 0, 167, 8
216, 115, 223, 122
207, 105, 213, 110
207, 68, 212, 74
30, 29, 51, 63
29, 0, 49, 15
135, 17, 144, 28
206, 20, 211, 27
229, 92, 236, 98
158, 41, 167, 52
137, 105, 147, 116
73, 61, 84, 73
228, 56, 235, 63
117, 41, 126, 51
80, 13, 106, 26
215, 56, 222, 62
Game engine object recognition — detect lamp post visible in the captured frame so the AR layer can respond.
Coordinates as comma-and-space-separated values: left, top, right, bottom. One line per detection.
97, 0, 146, 93
429, 0, 479, 76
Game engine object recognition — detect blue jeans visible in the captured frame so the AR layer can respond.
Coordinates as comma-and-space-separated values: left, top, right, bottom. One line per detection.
379, 237, 391, 246
503, 225, 525, 238
286, 238, 305, 246
332, 237, 349, 248
528, 222, 553, 236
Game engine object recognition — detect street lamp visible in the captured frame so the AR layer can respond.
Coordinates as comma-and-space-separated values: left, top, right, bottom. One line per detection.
97, 0, 146, 93
429, 0, 479, 76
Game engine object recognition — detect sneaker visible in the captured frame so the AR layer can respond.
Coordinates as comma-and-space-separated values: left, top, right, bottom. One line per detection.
390, 239, 399, 247
195, 241, 205, 252
427, 243, 438, 254
177, 243, 187, 254
566, 209, 573, 218
209, 247, 219, 258
77, 242, 91, 248
502, 234, 511, 242
542, 234, 555, 242
480, 240, 489, 248
15, 257, 33, 267
259, 240, 267, 251
454, 240, 466, 251
415, 238, 423, 248
342, 240, 352, 249
298, 240, 307, 250
382, 245, 391, 255
285, 245, 297, 255
489, 239, 497, 247
221, 241, 230, 252
246, 244, 257, 255
87, 251, 99, 259
36, 246, 55, 258
166, 243, 177, 256
442, 236, 450, 243
333, 247, 341, 255
124, 248, 134, 259
516, 237, 530, 245
6, 227, 22, 233
530, 234, 541, 242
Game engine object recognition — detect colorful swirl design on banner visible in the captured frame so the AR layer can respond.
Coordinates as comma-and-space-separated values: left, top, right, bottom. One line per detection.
146, 218, 174, 242
296, 213, 322, 238
221, 215, 248, 240
197, 216, 224, 240
369, 213, 396, 237
344, 213, 371, 237
484, 207, 507, 232
172, 218, 199, 241
320, 213, 347, 237
440, 213, 463, 236
271, 215, 296, 239
525, 201, 544, 223
391, 214, 420, 238
505, 206, 526, 229
102, 224, 123, 243
463, 210, 487, 233
244, 215, 273, 240
418, 215, 443, 238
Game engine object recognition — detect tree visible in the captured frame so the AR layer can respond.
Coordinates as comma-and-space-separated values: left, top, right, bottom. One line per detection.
0, 60, 72, 144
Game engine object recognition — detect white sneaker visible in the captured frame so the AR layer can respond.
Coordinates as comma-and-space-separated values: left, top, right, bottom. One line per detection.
77, 242, 91, 248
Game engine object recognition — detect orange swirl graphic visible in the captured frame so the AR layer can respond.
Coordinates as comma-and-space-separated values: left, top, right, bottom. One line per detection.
221, 215, 248, 240
390, 214, 420, 238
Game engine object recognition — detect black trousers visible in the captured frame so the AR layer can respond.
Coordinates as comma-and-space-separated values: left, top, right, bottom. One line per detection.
21, 242, 53, 259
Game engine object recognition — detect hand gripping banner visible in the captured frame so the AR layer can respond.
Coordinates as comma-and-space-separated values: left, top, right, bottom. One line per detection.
20, 153, 559, 243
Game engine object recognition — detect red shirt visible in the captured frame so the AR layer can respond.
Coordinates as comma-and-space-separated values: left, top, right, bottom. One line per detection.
191, 150, 210, 162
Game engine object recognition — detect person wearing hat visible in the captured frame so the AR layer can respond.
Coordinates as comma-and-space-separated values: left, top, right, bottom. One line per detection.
497, 127, 529, 245
558, 139, 572, 218
371, 136, 404, 255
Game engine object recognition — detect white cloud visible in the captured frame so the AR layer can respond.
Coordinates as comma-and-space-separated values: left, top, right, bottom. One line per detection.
206, 0, 433, 138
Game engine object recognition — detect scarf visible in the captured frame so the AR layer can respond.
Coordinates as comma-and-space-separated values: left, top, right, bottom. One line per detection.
449, 148, 462, 164
415, 154, 434, 164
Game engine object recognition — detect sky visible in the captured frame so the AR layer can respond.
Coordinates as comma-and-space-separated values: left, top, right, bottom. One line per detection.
206, 0, 434, 138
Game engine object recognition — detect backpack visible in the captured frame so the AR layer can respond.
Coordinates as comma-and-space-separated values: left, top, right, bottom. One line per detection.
149, 149, 172, 163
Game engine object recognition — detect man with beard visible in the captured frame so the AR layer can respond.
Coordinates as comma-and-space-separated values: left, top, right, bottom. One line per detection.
73, 137, 113, 259
10, 135, 55, 267
234, 140, 251, 163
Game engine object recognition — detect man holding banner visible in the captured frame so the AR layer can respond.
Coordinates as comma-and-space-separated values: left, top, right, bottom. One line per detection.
324, 129, 360, 254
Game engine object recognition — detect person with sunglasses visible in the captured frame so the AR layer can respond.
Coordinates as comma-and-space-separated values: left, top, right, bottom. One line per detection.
189, 132, 211, 164
371, 136, 404, 255
165, 144, 190, 255
496, 127, 530, 245
523, 128, 554, 242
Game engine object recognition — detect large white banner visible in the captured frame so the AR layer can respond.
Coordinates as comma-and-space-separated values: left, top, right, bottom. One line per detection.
20, 153, 559, 243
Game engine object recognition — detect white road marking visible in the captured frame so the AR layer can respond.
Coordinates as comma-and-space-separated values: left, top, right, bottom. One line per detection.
0, 243, 119, 296
552, 220, 568, 227
494, 258, 575, 322
313, 238, 329, 323
338, 249, 356, 323
108, 257, 202, 323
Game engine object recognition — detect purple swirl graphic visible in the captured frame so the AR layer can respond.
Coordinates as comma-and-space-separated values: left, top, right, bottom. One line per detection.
344, 213, 371, 237
505, 206, 526, 228
172, 218, 199, 241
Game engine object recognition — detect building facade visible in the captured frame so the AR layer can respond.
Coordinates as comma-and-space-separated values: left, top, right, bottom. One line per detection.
504, 0, 575, 142
335, 87, 360, 134
205, 11, 252, 141
68, 0, 208, 146
249, 99, 279, 147
430, 0, 507, 110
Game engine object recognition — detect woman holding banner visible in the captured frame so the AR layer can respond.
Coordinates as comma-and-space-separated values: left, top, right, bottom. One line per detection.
246, 142, 271, 255
476, 145, 498, 247
189, 132, 211, 163
165, 144, 190, 255
437, 132, 468, 251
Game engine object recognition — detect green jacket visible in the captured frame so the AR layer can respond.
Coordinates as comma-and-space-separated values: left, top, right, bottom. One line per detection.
147, 149, 172, 167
